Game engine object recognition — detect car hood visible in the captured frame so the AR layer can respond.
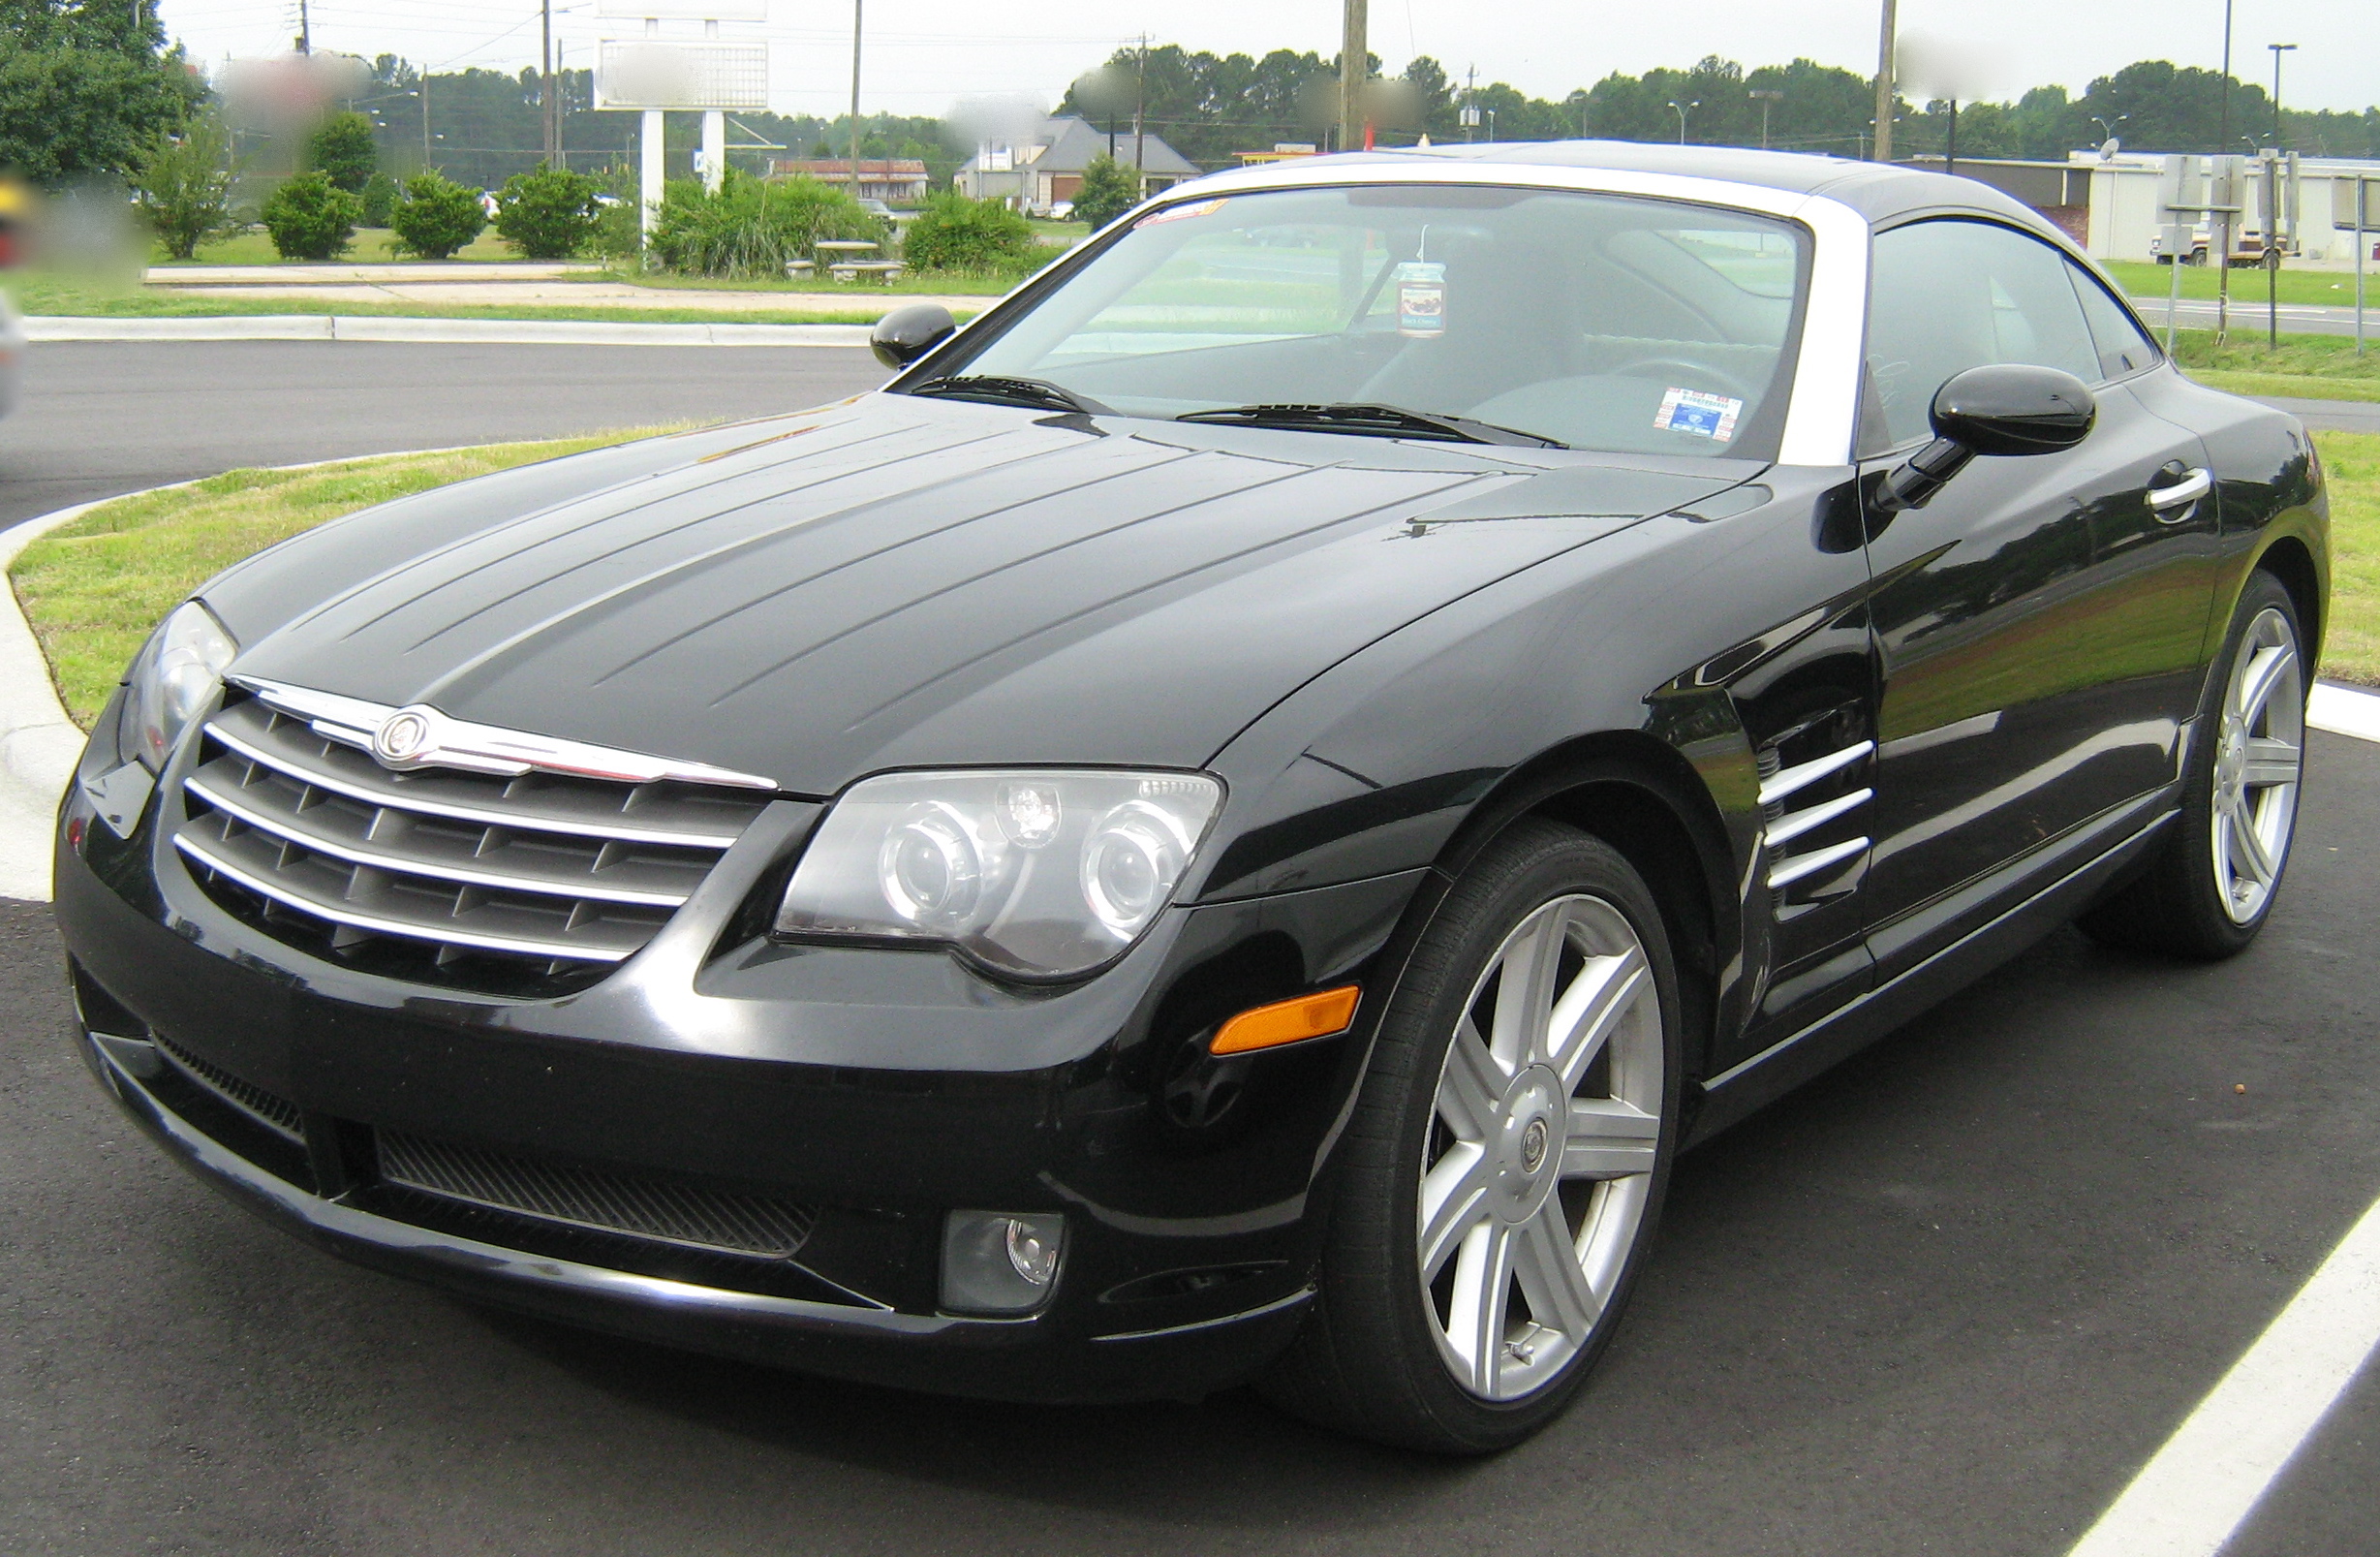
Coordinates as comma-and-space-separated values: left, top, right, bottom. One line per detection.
216, 395, 1754, 795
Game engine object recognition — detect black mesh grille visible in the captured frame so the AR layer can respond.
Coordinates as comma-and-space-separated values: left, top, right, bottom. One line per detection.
153, 1032, 305, 1142
375, 1131, 818, 1259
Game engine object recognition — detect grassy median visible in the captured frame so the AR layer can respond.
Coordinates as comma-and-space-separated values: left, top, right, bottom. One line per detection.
10, 430, 669, 727
9, 427, 2378, 732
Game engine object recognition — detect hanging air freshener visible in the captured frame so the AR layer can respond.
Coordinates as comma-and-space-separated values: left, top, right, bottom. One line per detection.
1393, 261, 1446, 338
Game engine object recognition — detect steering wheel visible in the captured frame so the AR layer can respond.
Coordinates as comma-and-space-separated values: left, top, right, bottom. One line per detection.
1609, 356, 1758, 404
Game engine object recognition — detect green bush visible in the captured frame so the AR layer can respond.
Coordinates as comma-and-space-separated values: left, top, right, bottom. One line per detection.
387, 171, 487, 261
902, 192, 1042, 275
1068, 155, 1142, 230
358, 171, 399, 229
647, 171, 884, 278
589, 167, 642, 261
130, 110, 241, 261
495, 164, 601, 260
259, 171, 359, 262
304, 111, 377, 193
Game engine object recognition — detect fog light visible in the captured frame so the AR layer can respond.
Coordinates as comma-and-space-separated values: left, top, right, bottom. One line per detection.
942, 1210, 1066, 1314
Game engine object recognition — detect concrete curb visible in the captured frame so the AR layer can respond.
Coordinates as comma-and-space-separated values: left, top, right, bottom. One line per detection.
26, 315, 876, 348
0, 500, 105, 900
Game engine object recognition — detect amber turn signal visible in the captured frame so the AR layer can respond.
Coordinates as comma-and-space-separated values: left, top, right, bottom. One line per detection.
1209, 985, 1362, 1056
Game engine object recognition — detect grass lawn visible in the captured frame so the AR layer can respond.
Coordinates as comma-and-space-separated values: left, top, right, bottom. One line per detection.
152, 229, 528, 266
5, 271, 926, 327
12, 429, 2378, 729
2170, 327, 2380, 406
11, 431, 669, 726
2107, 259, 2379, 309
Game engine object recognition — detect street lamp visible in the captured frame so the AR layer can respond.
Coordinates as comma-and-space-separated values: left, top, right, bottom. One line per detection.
1667, 99, 1698, 145
1748, 88, 1782, 149
2268, 43, 2296, 146
2090, 113, 2129, 145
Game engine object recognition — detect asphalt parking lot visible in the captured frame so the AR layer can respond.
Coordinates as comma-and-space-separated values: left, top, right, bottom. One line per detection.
0, 341, 889, 527
3, 342, 2378, 1554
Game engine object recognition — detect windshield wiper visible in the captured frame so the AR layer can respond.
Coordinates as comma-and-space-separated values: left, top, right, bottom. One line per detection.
1175, 402, 1566, 449
903, 375, 1109, 416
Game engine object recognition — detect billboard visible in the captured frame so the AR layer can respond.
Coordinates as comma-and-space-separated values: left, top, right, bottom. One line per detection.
595, 0, 768, 17
595, 40, 769, 110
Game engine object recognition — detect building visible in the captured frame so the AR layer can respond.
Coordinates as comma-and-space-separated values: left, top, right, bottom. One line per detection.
957, 116, 1202, 212
1907, 151, 2380, 265
767, 158, 931, 204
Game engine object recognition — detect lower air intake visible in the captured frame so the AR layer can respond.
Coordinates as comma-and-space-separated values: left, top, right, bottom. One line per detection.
375, 1131, 818, 1260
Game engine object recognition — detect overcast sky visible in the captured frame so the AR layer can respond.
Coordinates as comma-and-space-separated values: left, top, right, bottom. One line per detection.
155, 0, 2378, 122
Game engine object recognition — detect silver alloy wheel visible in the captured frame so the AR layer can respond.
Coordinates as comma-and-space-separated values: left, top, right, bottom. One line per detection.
2210, 606, 2304, 924
1417, 892, 1664, 1401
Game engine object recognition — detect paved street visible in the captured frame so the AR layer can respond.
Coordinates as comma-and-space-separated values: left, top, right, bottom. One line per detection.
4, 732, 2376, 1555
0, 341, 887, 528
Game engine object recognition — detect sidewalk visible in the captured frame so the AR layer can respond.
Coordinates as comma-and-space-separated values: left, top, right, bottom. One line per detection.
148, 264, 990, 319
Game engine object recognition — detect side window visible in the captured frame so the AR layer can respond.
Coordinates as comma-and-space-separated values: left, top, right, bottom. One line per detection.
2068, 263, 2161, 381
1861, 220, 2102, 454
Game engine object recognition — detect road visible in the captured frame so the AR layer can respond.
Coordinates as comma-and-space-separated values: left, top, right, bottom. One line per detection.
3, 338, 2379, 1552
2134, 293, 2377, 340
4, 732, 2376, 1555
0, 340, 888, 529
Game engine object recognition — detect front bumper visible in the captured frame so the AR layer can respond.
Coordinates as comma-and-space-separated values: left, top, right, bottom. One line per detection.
54, 742, 1426, 1403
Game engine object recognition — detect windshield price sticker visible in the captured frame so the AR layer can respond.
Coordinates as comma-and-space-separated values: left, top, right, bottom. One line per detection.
1395, 262, 1446, 337
1654, 387, 1744, 442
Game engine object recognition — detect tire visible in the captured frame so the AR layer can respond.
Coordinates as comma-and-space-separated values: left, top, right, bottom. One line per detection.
1260, 819, 1685, 1453
2078, 571, 2306, 958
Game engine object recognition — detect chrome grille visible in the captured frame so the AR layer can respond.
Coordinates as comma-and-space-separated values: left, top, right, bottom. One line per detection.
153, 1031, 305, 1143
377, 1130, 818, 1259
175, 694, 773, 994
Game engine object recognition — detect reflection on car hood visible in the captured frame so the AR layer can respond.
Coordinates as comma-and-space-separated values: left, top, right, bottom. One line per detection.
216, 395, 1753, 794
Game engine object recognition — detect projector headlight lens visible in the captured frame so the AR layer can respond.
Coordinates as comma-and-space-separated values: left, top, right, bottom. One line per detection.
776, 768, 1222, 980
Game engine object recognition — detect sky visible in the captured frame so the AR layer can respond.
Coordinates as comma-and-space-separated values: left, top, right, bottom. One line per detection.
153, 0, 2380, 123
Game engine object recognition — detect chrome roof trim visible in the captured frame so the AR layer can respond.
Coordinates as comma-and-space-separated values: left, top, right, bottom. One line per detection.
232, 676, 779, 793
1120, 159, 1872, 468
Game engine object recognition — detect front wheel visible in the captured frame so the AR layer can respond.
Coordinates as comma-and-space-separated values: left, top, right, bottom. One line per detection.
2079, 571, 2306, 957
1260, 820, 1683, 1453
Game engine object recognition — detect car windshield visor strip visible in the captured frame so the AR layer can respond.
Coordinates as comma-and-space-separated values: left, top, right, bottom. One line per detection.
900, 180, 1821, 462
173, 691, 774, 996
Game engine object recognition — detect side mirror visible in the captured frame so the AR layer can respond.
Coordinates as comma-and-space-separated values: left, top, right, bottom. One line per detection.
871, 303, 956, 370
1876, 364, 2096, 513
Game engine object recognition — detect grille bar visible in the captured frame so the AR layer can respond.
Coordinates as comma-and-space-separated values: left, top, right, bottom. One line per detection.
184, 768, 703, 908
208, 700, 753, 848
377, 1131, 818, 1259
176, 691, 772, 992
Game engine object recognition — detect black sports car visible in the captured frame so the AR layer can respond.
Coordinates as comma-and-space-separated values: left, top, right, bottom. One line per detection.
54, 142, 2326, 1453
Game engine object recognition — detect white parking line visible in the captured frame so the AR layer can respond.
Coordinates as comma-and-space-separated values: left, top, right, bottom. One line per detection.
2066, 1196, 2380, 1557
2065, 684, 2380, 1556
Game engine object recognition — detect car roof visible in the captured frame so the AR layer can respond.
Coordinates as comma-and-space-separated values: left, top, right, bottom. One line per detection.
1206, 139, 2059, 235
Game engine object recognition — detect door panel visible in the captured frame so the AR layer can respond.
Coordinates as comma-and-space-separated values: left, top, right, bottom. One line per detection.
1855, 221, 2216, 971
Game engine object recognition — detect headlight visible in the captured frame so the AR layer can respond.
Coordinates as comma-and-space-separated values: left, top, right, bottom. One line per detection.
124, 601, 237, 772
775, 769, 1224, 980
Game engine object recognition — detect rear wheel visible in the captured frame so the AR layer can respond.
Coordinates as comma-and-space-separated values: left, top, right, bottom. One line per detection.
1261, 820, 1683, 1453
2079, 571, 2305, 957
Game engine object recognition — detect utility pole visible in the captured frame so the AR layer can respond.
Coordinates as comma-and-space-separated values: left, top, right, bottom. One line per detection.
541, 0, 557, 166
848, 0, 864, 201
2268, 42, 2295, 146
296, 0, 310, 55
2218, 0, 2235, 339
1132, 37, 1147, 192
1871, 0, 1896, 162
1749, 88, 1781, 149
421, 69, 432, 169
1339, 0, 1368, 155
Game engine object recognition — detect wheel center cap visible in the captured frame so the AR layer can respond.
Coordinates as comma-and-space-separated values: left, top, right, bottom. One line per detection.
1492, 1067, 1565, 1221
2216, 715, 2249, 808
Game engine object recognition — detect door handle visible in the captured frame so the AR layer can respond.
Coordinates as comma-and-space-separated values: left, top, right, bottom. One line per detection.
2147, 467, 2212, 518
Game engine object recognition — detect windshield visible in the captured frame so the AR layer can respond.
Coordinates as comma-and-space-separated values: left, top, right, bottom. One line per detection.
916, 184, 1810, 460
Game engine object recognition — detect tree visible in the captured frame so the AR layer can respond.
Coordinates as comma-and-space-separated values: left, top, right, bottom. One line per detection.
129, 109, 240, 261
0, 0, 204, 185
901, 192, 1041, 274
495, 163, 601, 259
305, 110, 377, 193
260, 171, 359, 261
387, 171, 487, 260
1068, 155, 1141, 229
359, 171, 399, 228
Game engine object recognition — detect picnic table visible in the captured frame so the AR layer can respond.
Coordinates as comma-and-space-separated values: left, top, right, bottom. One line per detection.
811, 239, 904, 284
